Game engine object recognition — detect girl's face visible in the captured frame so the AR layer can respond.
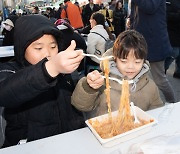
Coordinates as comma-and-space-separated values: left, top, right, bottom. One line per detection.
90, 17, 96, 28
118, 2, 122, 9
116, 50, 144, 79
25, 34, 58, 65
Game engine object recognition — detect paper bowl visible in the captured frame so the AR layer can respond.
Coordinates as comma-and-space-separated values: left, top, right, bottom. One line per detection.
85, 106, 157, 147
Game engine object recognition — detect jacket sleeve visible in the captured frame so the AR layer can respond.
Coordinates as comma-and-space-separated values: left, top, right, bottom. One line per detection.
61, 8, 67, 19
71, 77, 100, 111
132, 0, 162, 14
87, 33, 97, 55
148, 80, 164, 110
0, 59, 57, 108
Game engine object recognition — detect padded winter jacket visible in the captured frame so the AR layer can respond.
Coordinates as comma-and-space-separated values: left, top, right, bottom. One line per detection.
71, 49, 163, 119
0, 15, 85, 147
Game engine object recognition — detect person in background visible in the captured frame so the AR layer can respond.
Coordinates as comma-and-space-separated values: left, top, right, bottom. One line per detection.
109, 0, 116, 11
129, 0, 176, 103
55, 18, 87, 74
85, 12, 109, 73
82, 0, 100, 26
164, 0, 180, 79
32, 6, 39, 14
98, 2, 114, 33
61, 0, 84, 30
74, 1, 83, 15
0, 15, 85, 148
9, 9, 16, 16
44, 7, 56, 23
0, 10, 2, 23
113, 0, 127, 38
1, 15, 19, 46
71, 30, 163, 119
55, 3, 64, 19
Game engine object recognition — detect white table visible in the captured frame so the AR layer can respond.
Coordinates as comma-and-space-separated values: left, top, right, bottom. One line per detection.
0, 46, 14, 58
0, 102, 180, 154
0, 35, 4, 39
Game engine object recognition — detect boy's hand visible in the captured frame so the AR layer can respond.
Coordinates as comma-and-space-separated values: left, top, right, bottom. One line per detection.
87, 70, 104, 89
46, 40, 84, 77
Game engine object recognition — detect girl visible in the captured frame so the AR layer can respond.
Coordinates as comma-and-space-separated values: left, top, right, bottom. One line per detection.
86, 12, 109, 65
113, 0, 127, 37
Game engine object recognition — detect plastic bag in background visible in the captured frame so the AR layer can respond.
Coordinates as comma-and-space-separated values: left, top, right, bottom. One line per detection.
127, 132, 180, 154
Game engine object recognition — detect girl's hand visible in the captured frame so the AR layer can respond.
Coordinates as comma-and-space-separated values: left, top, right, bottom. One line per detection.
46, 40, 84, 77
87, 70, 104, 89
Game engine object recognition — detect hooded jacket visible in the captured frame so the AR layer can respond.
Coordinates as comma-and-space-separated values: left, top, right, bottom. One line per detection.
166, 0, 180, 47
0, 15, 85, 147
71, 49, 163, 119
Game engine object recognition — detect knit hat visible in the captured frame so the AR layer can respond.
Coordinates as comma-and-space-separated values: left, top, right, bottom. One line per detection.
55, 19, 74, 32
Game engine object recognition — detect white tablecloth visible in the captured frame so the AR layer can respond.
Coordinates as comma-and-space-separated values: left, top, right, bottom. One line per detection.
0, 102, 180, 154
0, 46, 14, 58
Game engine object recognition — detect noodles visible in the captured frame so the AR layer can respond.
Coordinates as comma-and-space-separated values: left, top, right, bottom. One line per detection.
89, 59, 153, 139
103, 59, 112, 121
111, 80, 134, 135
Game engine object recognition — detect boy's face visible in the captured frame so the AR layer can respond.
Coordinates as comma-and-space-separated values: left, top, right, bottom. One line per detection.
116, 50, 144, 79
25, 34, 58, 65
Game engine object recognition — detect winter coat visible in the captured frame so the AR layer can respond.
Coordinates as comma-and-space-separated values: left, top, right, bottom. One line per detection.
166, 0, 180, 47
87, 25, 109, 64
2, 15, 18, 46
130, 0, 172, 62
72, 49, 163, 119
98, 9, 114, 32
0, 15, 85, 148
82, 3, 100, 26
113, 8, 127, 37
61, 1, 84, 29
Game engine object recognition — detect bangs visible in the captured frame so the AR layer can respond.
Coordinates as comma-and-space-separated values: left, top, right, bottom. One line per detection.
113, 30, 147, 60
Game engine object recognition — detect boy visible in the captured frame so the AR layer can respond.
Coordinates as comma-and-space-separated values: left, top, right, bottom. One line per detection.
72, 30, 163, 118
0, 15, 85, 147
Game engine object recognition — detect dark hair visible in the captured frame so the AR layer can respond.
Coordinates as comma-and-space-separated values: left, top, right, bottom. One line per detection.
115, 0, 123, 10
34, 6, 39, 11
64, 0, 70, 3
91, 12, 105, 27
113, 30, 148, 60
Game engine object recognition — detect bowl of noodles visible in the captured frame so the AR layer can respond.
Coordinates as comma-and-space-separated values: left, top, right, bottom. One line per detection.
85, 59, 157, 147
85, 106, 157, 147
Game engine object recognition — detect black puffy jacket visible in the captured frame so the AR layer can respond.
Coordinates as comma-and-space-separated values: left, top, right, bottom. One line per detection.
0, 15, 85, 148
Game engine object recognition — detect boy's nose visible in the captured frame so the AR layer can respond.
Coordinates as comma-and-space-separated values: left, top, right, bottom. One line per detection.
127, 62, 134, 68
45, 50, 51, 59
